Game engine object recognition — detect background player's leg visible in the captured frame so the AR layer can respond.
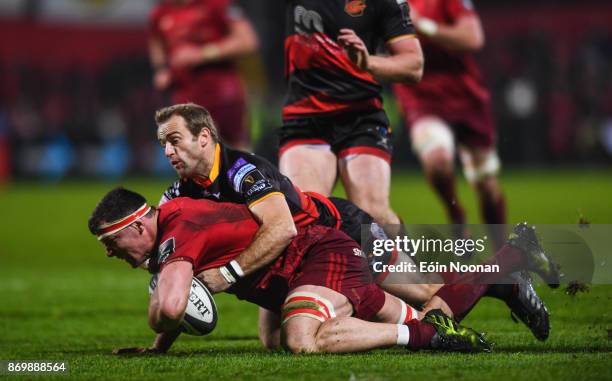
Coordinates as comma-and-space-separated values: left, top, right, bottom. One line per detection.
412, 117, 466, 225
459, 146, 506, 247
279, 145, 337, 195
338, 154, 399, 225
258, 307, 281, 350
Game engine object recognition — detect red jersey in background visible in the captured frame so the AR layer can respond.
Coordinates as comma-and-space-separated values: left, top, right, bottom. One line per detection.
394, 0, 491, 122
150, 0, 247, 143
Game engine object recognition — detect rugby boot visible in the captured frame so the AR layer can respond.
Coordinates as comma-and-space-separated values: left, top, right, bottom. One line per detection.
489, 271, 550, 341
423, 309, 493, 353
507, 223, 561, 288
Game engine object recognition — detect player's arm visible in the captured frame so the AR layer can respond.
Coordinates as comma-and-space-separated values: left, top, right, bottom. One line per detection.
239, 194, 298, 273
170, 13, 259, 68
338, 30, 423, 84
198, 194, 297, 292
148, 261, 193, 333
414, 12, 484, 52
204, 16, 259, 62
113, 261, 191, 355
149, 35, 173, 91
112, 328, 182, 355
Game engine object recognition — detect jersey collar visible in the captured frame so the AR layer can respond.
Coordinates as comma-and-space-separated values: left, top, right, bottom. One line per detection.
192, 143, 221, 188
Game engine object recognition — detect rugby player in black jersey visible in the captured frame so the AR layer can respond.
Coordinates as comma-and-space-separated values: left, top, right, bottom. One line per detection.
279, 0, 422, 230
155, 103, 556, 348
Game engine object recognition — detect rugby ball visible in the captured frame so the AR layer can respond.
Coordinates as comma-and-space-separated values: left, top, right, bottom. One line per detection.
149, 274, 218, 336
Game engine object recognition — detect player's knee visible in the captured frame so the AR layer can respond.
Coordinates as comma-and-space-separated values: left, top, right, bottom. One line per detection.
282, 332, 318, 353
412, 117, 455, 160
422, 147, 454, 177
313, 319, 342, 352
460, 149, 500, 185
280, 291, 336, 353
159, 297, 187, 323
349, 187, 389, 215
475, 176, 501, 200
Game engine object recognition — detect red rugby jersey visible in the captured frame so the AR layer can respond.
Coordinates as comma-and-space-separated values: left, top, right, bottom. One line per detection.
155, 197, 258, 273
149, 0, 243, 102
394, 0, 491, 117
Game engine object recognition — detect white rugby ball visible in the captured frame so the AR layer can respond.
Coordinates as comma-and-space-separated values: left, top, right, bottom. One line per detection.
149, 274, 218, 336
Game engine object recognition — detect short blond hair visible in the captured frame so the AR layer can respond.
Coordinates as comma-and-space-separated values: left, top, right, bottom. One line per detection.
155, 103, 219, 142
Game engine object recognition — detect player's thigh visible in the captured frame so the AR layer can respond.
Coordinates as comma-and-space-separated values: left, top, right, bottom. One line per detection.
279, 145, 337, 195
281, 285, 353, 353
410, 116, 455, 171
379, 283, 443, 307
338, 154, 391, 208
258, 307, 281, 350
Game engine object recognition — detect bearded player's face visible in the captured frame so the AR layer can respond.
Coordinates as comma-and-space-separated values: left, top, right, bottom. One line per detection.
157, 115, 207, 178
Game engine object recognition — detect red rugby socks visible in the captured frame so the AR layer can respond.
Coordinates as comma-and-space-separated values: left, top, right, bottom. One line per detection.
429, 171, 466, 225
404, 319, 437, 350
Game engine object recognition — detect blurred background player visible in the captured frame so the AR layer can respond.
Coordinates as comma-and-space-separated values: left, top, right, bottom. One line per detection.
393, 0, 506, 245
149, 0, 258, 149
278, 0, 423, 227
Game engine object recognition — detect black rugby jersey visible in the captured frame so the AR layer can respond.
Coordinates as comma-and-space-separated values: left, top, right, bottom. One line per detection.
160, 143, 330, 227
283, 0, 415, 121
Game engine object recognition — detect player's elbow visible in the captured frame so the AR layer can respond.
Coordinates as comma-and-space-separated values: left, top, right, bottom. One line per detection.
401, 55, 424, 84
161, 297, 186, 322
246, 33, 259, 54
280, 222, 298, 243
150, 298, 186, 332
464, 34, 485, 52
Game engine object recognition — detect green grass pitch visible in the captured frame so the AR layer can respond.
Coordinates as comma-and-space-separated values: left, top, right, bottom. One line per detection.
0, 169, 611, 380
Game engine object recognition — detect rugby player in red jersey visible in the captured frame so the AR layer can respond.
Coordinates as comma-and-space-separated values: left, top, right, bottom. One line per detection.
278, 0, 423, 228
149, 0, 258, 148
392, 0, 506, 245
88, 188, 493, 354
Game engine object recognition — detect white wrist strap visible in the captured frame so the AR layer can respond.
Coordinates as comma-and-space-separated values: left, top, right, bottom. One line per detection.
228, 260, 245, 277
219, 266, 236, 284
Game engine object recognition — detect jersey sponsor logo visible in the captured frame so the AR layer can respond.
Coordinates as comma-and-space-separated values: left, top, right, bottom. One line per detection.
227, 158, 249, 180
344, 0, 367, 17
245, 179, 272, 197
244, 175, 255, 184
294, 5, 324, 34
158, 237, 176, 264
232, 164, 257, 192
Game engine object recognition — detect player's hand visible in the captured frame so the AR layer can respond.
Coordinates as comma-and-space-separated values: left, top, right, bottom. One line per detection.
153, 68, 172, 91
112, 347, 162, 355
197, 267, 231, 293
337, 28, 369, 71
170, 45, 205, 68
